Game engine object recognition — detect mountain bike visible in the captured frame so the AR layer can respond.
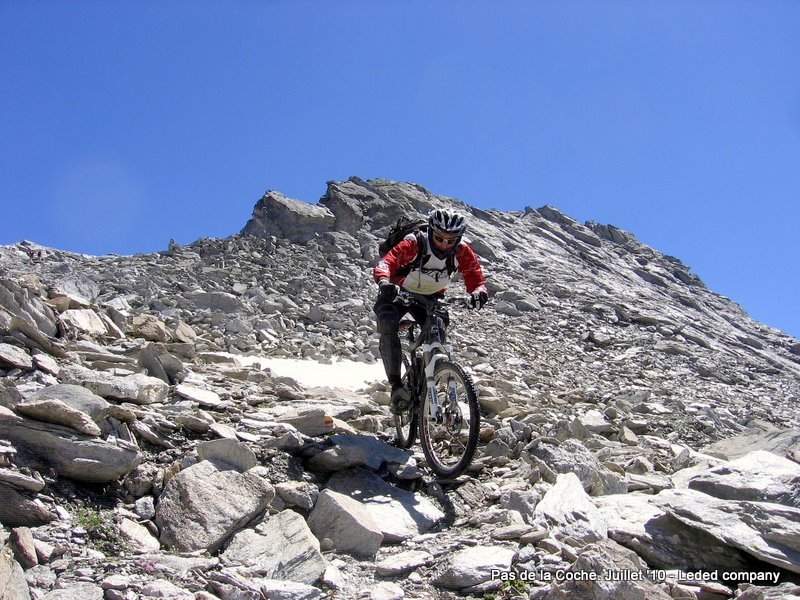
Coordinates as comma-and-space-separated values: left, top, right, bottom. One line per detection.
393, 290, 480, 478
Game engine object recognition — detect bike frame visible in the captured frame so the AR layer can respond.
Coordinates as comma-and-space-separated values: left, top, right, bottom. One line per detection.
398, 291, 457, 421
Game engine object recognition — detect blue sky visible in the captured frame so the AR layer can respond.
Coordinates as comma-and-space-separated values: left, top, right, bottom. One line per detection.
2, 2, 799, 339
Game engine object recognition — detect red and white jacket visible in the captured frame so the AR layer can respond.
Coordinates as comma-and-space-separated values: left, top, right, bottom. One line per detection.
373, 233, 487, 297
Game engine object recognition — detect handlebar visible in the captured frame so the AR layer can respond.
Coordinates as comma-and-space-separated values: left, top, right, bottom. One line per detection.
395, 288, 478, 310
395, 289, 446, 307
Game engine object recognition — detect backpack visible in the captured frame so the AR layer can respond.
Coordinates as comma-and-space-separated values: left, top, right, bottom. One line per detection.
379, 216, 455, 278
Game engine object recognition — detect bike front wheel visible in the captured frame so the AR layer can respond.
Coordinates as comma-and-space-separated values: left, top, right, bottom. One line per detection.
419, 360, 480, 477
394, 352, 418, 449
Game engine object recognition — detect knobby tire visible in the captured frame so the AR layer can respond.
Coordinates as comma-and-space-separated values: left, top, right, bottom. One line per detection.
419, 360, 479, 477
394, 352, 418, 448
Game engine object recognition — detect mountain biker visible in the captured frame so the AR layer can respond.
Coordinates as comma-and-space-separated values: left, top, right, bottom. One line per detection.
373, 208, 489, 414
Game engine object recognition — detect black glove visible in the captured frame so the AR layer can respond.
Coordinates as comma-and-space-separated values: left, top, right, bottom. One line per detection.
470, 289, 488, 309
378, 279, 399, 302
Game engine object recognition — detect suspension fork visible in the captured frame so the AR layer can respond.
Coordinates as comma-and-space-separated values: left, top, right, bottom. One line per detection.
422, 342, 452, 421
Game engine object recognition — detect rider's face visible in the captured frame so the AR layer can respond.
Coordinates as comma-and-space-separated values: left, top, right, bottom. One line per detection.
432, 229, 459, 250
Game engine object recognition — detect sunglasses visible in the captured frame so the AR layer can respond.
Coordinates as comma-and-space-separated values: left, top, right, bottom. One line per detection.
432, 233, 459, 246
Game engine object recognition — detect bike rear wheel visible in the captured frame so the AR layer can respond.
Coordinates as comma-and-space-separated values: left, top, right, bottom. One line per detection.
419, 360, 479, 477
394, 352, 418, 448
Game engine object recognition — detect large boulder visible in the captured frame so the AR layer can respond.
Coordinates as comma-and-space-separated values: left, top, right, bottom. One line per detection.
59, 309, 108, 337
306, 434, 412, 473
595, 492, 753, 572
528, 439, 627, 496
0, 343, 33, 370
221, 510, 326, 584
0, 410, 141, 483
60, 366, 169, 405
0, 542, 32, 600
543, 539, 673, 600
653, 488, 800, 574
534, 473, 608, 545
326, 468, 444, 541
0, 483, 57, 527
25, 384, 110, 424
306, 489, 383, 558
433, 545, 516, 590
155, 460, 274, 552
687, 450, 800, 507
242, 191, 335, 244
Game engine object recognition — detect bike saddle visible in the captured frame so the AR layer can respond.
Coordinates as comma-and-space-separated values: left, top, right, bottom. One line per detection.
398, 318, 417, 329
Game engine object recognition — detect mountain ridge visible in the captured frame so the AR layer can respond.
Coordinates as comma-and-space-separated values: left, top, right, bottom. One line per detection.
1, 177, 799, 598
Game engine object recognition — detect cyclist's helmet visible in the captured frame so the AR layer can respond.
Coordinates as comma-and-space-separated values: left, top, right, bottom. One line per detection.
429, 208, 467, 236
427, 208, 467, 258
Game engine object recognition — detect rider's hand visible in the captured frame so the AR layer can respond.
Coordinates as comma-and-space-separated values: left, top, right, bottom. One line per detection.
470, 288, 488, 310
378, 278, 399, 302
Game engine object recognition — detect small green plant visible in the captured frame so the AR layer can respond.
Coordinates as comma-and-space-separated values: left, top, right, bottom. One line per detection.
73, 506, 130, 556
482, 579, 529, 599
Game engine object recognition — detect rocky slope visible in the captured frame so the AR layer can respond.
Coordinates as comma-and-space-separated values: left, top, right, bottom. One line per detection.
1, 176, 799, 600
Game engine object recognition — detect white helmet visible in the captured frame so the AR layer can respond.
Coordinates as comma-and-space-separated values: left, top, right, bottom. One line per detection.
428, 208, 467, 236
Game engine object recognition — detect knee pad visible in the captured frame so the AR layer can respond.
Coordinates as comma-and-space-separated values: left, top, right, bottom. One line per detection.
375, 302, 400, 334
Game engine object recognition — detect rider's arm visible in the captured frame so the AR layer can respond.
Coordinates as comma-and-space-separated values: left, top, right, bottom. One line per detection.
373, 238, 420, 284
455, 244, 487, 294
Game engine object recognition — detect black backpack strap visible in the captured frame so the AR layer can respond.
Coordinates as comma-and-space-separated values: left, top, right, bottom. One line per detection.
411, 229, 426, 270
445, 252, 456, 275
394, 229, 427, 278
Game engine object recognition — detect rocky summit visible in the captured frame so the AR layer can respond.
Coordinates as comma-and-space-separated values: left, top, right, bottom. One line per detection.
1, 176, 799, 600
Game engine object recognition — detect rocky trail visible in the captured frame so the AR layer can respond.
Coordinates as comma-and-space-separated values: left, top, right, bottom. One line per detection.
1, 177, 799, 600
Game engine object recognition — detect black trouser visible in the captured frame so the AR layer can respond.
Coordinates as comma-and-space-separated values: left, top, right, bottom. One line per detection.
373, 294, 448, 386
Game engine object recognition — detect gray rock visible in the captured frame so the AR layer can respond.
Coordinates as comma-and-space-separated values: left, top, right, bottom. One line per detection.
60, 309, 108, 337
0, 277, 58, 337
61, 366, 169, 405
197, 438, 257, 472
0, 483, 56, 527
243, 190, 335, 243
274, 481, 319, 511
369, 581, 405, 600
139, 579, 193, 599
306, 434, 412, 472
499, 488, 547, 524
653, 488, 800, 574
0, 343, 33, 370
155, 460, 274, 552
259, 579, 322, 600
702, 428, 800, 461
175, 383, 225, 408
277, 407, 334, 437
118, 517, 160, 552
594, 491, 753, 572
187, 291, 245, 313
306, 489, 383, 558
27, 384, 110, 423
40, 583, 104, 599
433, 545, 516, 590
528, 439, 627, 496
375, 550, 434, 576
0, 542, 32, 600
688, 450, 800, 508
326, 468, 444, 541
131, 314, 168, 342
138, 342, 171, 383
15, 398, 101, 436
542, 539, 673, 599
0, 412, 141, 483
0, 467, 45, 492
222, 510, 326, 584
535, 473, 608, 545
